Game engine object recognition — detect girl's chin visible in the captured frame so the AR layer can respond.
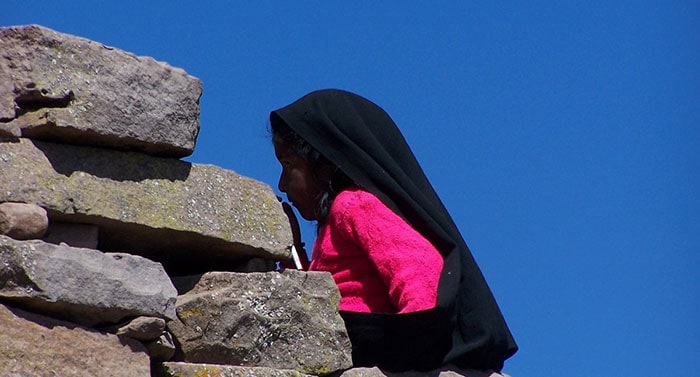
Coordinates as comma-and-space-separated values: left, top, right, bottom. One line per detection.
295, 207, 316, 221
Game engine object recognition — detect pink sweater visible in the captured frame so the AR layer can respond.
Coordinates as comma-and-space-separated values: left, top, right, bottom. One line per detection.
309, 187, 443, 313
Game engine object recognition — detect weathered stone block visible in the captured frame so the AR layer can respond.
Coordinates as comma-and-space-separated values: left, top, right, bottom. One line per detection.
0, 138, 293, 273
116, 316, 166, 341
0, 303, 150, 377
156, 362, 315, 377
0, 24, 202, 157
338, 368, 388, 377
0, 235, 177, 326
0, 201, 48, 239
167, 270, 352, 375
147, 331, 177, 361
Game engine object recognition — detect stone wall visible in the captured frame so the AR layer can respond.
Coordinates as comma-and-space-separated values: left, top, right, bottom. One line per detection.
0, 25, 494, 377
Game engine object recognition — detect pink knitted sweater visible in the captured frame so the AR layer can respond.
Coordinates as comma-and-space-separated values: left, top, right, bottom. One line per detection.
309, 187, 443, 314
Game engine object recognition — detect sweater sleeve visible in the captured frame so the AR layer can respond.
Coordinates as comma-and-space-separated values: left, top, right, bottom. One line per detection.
333, 190, 443, 313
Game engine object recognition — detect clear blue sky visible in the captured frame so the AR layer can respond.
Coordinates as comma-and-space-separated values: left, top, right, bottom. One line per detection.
3, 2, 698, 376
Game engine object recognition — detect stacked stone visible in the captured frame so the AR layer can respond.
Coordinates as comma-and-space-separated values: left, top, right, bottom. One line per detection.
0, 25, 353, 377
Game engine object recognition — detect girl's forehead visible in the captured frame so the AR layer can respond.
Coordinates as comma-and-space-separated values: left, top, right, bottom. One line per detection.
273, 140, 297, 159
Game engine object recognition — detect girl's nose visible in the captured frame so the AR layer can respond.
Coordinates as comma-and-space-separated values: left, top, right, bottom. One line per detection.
278, 175, 287, 193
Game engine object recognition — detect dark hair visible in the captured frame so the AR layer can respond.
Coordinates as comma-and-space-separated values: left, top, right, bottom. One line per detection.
270, 119, 353, 225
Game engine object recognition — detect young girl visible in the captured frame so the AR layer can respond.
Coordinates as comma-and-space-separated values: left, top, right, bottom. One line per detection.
270, 89, 517, 372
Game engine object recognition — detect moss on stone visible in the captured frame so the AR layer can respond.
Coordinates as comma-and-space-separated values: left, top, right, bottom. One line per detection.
191, 366, 223, 377
177, 307, 203, 321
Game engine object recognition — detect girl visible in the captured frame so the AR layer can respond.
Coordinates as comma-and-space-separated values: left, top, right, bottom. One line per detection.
270, 89, 517, 372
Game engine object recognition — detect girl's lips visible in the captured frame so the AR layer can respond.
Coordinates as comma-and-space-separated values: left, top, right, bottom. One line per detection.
277, 195, 297, 211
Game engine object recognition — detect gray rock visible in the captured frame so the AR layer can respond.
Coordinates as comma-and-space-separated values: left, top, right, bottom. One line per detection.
0, 303, 150, 377
146, 331, 177, 361
155, 362, 315, 377
0, 138, 293, 274
167, 270, 352, 375
116, 316, 166, 340
0, 124, 20, 137
0, 235, 177, 326
338, 368, 388, 377
0, 24, 202, 157
0, 201, 48, 239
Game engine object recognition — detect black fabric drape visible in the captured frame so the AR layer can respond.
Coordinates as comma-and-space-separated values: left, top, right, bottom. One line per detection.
270, 89, 517, 372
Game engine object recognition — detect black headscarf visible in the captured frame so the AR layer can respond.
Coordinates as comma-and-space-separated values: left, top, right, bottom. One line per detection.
271, 89, 517, 372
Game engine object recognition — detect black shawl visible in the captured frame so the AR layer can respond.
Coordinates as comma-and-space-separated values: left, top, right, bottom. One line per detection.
270, 89, 517, 372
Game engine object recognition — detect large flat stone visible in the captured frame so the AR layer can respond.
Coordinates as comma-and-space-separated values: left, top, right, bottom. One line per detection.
155, 362, 314, 377
0, 235, 177, 326
0, 138, 293, 273
0, 24, 202, 157
167, 271, 352, 375
0, 303, 150, 376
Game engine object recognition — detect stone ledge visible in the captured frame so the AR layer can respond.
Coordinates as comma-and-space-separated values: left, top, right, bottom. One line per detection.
0, 24, 202, 157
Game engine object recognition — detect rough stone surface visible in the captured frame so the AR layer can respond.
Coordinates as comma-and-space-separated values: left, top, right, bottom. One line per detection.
156, 362, 315, 377
116, 316, 166, 340
0, 138, 293, 274
0, 124, 19, 137
0, 235, 177, 326
0, 201, 48, 239
0, 24, 202, 157
147, 331, 177, 361
167, 270, 352, 375
338, 368, 388, 377
0, 303, 150, 377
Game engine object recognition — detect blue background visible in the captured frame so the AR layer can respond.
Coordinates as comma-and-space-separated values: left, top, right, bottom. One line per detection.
3, 2, 698, 375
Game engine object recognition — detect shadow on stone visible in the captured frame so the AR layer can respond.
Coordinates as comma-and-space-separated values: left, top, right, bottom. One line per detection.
32, 139, 192, 182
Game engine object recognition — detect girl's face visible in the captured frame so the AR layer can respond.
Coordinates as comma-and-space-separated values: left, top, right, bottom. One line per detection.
274, 140, 325, 221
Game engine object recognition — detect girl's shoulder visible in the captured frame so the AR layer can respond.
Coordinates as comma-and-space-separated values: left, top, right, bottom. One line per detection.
331, 186, 396, 223
333, 186, 382, 209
